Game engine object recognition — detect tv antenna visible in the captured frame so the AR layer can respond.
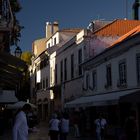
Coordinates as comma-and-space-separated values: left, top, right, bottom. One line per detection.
125, 0, 128, 19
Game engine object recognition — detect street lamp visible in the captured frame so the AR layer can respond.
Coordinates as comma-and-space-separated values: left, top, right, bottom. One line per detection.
14, 46, 22, 58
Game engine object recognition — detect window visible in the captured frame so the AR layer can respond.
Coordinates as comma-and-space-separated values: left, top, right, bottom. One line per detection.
36, 64, 40, 71
46, 78, 48, 88
43, 59, 47, 67
92, 71, 97, 90
36, 83, 41, 90
48, 43, 50, 48
43, 79, 45, 89
55, 64, 57, 84
54, 37, 56, 45
118, 60, 127, 86
60, 60, 63, 82
64, 58, 67, 81
86, 73, 89, 89
71, 54, 74, 79
78, 49, 82, 75
50, 67, 52, 84
106, 64, 112, 87
136, 54, 140, 84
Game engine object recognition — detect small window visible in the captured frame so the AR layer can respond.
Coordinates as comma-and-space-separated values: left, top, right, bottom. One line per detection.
118, 60, 127, 86
54, 37, 56, 45
64, 58, 67, 81
86, 74, 89, 89
43, 79, 45, 89
71, 54, 74, 79
48, 43, 50, 48
92, 71, 97, 90
60, 60, 63, 82
55, 64, 57, 84
106, 64, 112, 87
78, 49, 82, 75
46, 78, 48, 88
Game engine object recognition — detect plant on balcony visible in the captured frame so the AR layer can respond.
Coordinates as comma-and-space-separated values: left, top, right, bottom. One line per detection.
9, 0, 24, 46
10, 0, 22, 13
11, 18, 24, 46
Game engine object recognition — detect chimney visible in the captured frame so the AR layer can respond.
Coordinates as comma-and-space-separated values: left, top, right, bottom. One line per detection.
46, 21, 59, 38
132, 0, 140, 20
46, 22, 53, 38
53, 21, 59, 34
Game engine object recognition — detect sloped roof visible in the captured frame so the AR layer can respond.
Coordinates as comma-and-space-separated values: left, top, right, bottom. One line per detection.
111, 24, 140, 47
94, 19, 140, 36
60, 28, 82, 33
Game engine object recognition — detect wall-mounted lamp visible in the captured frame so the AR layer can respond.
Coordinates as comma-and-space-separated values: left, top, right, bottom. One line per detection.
14, 46, 22, 58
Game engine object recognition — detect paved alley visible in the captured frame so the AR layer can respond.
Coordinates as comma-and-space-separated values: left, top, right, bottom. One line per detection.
0, 121, 94, 140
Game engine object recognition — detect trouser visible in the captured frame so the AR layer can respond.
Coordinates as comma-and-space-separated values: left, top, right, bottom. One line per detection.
60, 132, 68, 140
49, 130, 59, 140
96, 132, 104, 140
74, 124, 80, 137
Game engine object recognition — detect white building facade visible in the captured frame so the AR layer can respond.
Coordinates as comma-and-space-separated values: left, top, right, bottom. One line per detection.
65, 25, 140, 139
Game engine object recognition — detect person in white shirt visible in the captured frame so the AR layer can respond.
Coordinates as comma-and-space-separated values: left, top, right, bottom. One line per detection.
94, 113, 107, 140
59, 112, 69, 140
13, 104, 31, 140
49, 113, 60, 140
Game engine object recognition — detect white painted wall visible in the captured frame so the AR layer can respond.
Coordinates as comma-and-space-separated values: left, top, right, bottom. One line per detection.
83, 42, 140, 95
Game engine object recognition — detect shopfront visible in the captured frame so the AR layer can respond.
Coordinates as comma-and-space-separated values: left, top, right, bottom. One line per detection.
65, 89, 140, 139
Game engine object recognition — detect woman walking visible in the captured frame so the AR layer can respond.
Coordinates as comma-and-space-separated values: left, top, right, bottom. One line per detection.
49, 113, 60, 140
59, 112, 69, 140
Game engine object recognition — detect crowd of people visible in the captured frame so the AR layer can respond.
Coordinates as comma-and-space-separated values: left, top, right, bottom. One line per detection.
11, 104, 137, 140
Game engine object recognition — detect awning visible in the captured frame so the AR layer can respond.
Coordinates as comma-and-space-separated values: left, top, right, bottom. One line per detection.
65, 89, 140, 108
0, 90, 18, 104
120, 90, 140, 103
7, 101, 36, 109
0, 52, 27, 69
0, 52, 27, 89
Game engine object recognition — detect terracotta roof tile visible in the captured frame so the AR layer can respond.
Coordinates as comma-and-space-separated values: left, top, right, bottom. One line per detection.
61, 28, 82, 33
111, 24, 140, 47
94, 19, 140, 36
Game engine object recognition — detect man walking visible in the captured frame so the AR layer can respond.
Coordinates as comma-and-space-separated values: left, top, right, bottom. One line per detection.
13, 104, 31, 140
94, 113, 107, 140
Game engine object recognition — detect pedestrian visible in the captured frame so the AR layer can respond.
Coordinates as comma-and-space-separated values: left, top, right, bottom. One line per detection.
13, 104, 32, 140
59, 112, 69, 140
79, 108, 86, 137
49, 113, 60, 140
94, 113, 107, 140
72, 111, 80, 137
124, 110, 137, 140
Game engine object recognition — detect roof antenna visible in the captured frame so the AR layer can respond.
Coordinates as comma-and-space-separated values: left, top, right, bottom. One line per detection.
125, 0, 128, 19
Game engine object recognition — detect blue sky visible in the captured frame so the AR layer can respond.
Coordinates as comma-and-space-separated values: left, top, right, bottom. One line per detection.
14, 0, 134, 52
